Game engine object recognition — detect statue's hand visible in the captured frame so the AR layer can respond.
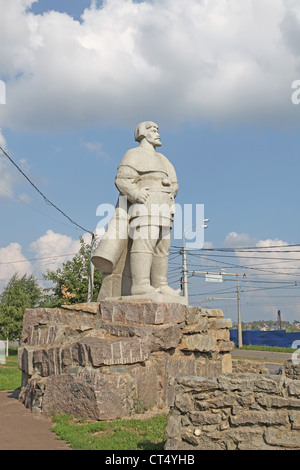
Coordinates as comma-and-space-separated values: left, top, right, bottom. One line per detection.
135, 187, 150, 204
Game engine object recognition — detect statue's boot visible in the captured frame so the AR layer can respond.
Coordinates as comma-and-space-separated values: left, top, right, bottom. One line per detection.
151, 255, 181, 296
130, 252, 157, 295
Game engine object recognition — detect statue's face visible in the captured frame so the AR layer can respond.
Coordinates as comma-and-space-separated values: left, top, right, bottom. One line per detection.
144, 124, 162, 148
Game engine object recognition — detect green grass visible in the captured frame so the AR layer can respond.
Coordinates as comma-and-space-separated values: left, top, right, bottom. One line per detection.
0, 348, 21, 391
51, 412, 168, 450
238, 345, 297, 353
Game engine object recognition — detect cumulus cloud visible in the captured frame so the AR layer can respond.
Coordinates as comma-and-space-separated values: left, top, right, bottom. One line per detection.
224, 232, 258, 248
1, 0, 300, 131
0, 242, 33, 282
29, 229, 90, 271
223, 233, 300, 281
0, 230, 92, 289
0, 129, 20, 199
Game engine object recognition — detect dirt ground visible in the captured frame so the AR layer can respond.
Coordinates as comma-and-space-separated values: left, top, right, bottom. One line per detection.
0, 390, 71, 450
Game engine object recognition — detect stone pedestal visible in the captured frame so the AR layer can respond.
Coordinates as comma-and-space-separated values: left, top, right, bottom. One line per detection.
18, 301, 233, 421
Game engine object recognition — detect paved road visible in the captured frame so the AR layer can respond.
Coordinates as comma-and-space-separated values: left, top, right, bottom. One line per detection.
0, 390, 71, 450
232, 349, 293, 374
232, 349, 293, 361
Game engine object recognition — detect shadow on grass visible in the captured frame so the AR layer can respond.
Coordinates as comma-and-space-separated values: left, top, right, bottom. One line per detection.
8, 348, 19, 356
137, 440, 166, 450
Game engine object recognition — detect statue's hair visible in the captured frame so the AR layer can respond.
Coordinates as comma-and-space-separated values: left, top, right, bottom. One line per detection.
134, 121, 158, 142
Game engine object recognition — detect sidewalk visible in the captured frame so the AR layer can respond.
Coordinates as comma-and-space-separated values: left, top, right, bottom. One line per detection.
0, 390, 71, 450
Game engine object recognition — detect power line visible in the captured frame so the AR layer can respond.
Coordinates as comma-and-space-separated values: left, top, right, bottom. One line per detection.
0, 145, 92, 234
173, 245, 300, 253
0, 253, 78, 265
0, 184, 78, 230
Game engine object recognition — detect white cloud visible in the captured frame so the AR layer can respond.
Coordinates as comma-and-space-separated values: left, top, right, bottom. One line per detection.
0, 229, 93, 289
200, 233, 300, 321
1, 0, 300, 131
224, 232, 258, 248
29, 229, 84, 271
0, 129, 20, 199
223, 233, 300, 278
0, 242, 32, 282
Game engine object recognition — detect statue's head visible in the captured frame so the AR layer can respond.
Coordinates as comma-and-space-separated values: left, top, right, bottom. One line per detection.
134, 121, 162, 148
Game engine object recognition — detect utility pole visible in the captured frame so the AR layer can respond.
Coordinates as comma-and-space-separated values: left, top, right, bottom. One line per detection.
278, 310, 282, 330
181, 233, 189, 305
237, 278, 243, 348
87, 232, 96, 303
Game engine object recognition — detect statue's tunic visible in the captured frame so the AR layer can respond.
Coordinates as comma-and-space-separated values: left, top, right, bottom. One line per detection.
91, 147, 178, 297
116, 147, 178, 229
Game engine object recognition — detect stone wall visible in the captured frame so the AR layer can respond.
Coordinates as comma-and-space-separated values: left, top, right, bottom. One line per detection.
165, 374, 300, 450
232, 359, 269, 375
284, 360, 300, 380
18, 301, 233, 420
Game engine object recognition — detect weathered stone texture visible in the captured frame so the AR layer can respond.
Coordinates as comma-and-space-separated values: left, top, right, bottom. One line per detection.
284, 359, 300, 380
232, 359, 269, 375
100, 300, 185, 325
19, 301, 233, 421
165, 373, 300, 450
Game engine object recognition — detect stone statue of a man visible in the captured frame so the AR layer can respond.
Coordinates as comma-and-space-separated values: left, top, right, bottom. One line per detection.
92, 121, 181, 299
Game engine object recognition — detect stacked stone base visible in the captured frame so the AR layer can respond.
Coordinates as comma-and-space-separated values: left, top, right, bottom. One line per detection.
165, 374, 300, 450
18, 301, 233, 420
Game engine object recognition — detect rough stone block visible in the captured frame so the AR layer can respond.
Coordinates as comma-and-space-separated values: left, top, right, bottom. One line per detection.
179, 334, 217, 352
75, 336, 150, 367
61, 302, 100, 315
41, 373, 132, 420
257, 395, 300, 409
181, 320, 208, 334
131, 363, 158, 410
201, 309, 224, 318
208, 318, 233, 329
101, 322, 182, 352
22, 308, 62, 342
189, 410, 222, 425
196, 359, 223, 378
22, 307, 100, 345
221, 353, 232, 374
264, 429, 300, 448
288, 380, 300, 397
253, 375, 285, 394
176, 376, 219, 392
291, 413, 300, 430
216, 340, 235, 352
230, 410, 288, 426
100, 300, 186, 325
207, 329, 230, 341
19, 346, 35, 375
33, 347, 62, 377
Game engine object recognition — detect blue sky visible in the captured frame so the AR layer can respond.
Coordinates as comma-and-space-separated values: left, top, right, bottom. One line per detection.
1, 0, 300, 323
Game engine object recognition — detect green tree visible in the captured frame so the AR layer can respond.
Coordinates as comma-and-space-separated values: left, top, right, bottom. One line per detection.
0, 273, 42, 341
42, 237, 102, 307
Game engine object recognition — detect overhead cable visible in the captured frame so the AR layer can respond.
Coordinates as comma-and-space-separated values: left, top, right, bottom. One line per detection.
0, 145, 92, 234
